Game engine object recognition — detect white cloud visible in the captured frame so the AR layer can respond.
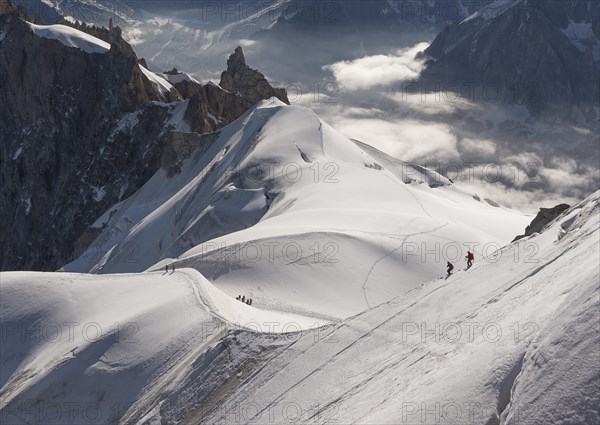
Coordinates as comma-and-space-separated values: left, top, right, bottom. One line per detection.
460, 138, 497, 156
453, 180, 561, 213
320, 107, 459, 162
323, 42, 430, 91
239, 39, 256, 47
538, 167, 596, 193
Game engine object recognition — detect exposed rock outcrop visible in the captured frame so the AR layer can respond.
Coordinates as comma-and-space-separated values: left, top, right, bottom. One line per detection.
158, 49, 289, 135
0, 11, 288, 271
220, 46, 289, 107
1, 0, 15, 14
161, 131, 218, 177
0, 9, 176, 270
513, 203, 571, 241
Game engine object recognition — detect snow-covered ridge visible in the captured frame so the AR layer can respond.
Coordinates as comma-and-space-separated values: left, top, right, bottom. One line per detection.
197, 191, 600, 425
460, 0, 523, 25
1, 190, 596, 423
27, 22, 110, 54
139, 65, 175, 94
0, 267, 327, 423
65, 99, 530, 320
161, 71, 200, 85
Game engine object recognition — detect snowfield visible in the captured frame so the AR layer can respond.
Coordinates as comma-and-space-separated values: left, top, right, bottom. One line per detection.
3, 1, 598, 422
1, 97, 597, 424
27, 23, 110, 54
1, 190, 597, 424
161, 71, 201, 85
139, 65, 175, 95
64, 99, 531, 320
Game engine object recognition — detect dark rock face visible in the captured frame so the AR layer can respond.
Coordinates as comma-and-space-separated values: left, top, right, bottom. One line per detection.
161, 50, 289, 135
219, 46, 290, 107
420, 0, 600, 121
513, 203, 571, 241
163, 46, 291, 136
0, 13, 177, 271
0, 9, 288, 271
0, 0, 15, 14
169, 77, 248, 135
161, 131, 218, 177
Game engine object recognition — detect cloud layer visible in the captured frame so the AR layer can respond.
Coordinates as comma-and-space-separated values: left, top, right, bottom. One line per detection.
323, 42, 429, 90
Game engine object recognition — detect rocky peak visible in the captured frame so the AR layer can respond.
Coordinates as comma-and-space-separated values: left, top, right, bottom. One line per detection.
0, 16, 293, 271
513, 203, 571, 241
226, 46, 246, 73
55, 17, 130, 53
220, 46, 290, 106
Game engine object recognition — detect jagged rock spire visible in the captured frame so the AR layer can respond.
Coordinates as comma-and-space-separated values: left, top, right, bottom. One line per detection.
513, 204, 571, 241
219, 46, 289, 105
226, 46, 246, 72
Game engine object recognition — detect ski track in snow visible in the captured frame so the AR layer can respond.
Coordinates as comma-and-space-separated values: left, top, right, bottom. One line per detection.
63, 100, 532, 323
360, 219, 448, 308
3, 92, 597, 423
245, 272, 459, 423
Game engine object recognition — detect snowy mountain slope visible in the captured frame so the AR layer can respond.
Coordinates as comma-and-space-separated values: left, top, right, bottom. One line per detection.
13, 0, 137, 26
65, 99, 530, 320
27, 22, 110, 53
1, 193, 597, 424
173, 191, 600, 425
139, 64, 176, 95
1, 3, 288, 272
0, 268, 328, 424
113, 1, 289, 81
421, 0, 600, 119
161, 70, 200, 85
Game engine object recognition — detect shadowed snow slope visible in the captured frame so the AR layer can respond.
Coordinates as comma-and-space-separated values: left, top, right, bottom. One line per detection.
193, 192, 599, 425
0, 268, 328, 424
1, 192, 597, 424
65, 98, 531, 320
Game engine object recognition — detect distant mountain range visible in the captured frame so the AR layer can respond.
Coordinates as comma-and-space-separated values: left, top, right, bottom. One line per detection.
420, 0, 599, 121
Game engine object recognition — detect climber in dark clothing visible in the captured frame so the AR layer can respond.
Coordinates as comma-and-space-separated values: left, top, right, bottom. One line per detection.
447, 261, 454, 275
466, 251, 474, 268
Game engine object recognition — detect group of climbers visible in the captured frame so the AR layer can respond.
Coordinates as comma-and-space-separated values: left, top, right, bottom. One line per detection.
236, 295, 253, 306
446, 251, 475, 276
